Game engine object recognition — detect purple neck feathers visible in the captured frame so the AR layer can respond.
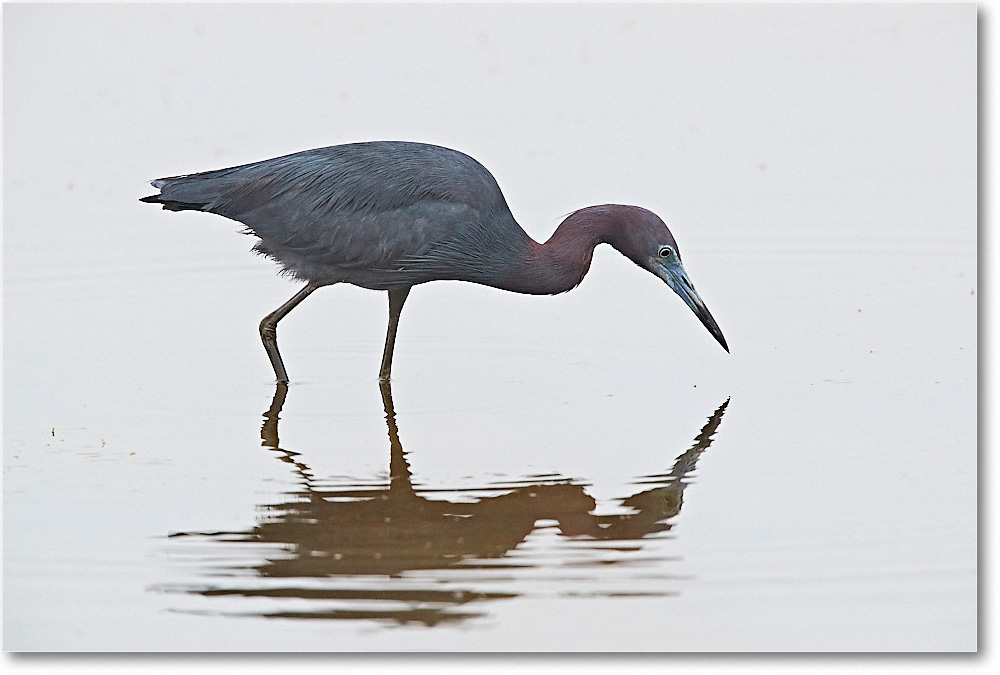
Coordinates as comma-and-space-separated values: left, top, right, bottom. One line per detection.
495, 205, 644, 295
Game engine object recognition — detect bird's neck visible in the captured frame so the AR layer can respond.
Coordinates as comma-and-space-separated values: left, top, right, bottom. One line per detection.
496, 206, 625, 295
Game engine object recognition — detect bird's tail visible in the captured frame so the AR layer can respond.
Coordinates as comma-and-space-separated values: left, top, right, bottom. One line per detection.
139, 170, 234, 212
139, 195, 206, 211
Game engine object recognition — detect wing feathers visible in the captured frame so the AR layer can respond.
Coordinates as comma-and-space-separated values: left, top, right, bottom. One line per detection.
142, 142, 518, 283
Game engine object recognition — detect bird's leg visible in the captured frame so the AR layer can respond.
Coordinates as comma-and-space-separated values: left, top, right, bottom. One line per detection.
259, 282, 321, 383
379, 286, 411, 382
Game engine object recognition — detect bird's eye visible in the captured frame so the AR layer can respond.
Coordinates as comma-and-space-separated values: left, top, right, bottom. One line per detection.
658, 246, 674, 259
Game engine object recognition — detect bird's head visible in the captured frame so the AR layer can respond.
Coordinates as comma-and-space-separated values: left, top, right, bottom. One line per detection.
601, 205, 729, 353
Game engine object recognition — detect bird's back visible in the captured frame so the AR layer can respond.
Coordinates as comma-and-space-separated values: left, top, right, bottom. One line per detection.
143, 141, 529, 289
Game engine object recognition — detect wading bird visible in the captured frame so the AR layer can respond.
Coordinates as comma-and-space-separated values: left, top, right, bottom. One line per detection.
141, 141, 727, 383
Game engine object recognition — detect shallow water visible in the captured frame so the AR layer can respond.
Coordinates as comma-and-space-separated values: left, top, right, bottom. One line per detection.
3, 4, 976, 651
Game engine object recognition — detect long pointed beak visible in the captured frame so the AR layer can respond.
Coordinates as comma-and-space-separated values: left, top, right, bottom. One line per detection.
659, 264, 729, 353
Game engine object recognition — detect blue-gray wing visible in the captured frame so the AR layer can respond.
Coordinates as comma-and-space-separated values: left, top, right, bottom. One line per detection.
144, 142, 518, 285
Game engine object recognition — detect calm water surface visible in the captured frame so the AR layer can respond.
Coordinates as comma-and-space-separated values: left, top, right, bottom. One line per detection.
3, 3, 976, 651
3, 233, 975, 650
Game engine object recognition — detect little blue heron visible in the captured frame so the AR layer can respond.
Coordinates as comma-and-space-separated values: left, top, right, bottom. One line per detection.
141, 141, 728, 383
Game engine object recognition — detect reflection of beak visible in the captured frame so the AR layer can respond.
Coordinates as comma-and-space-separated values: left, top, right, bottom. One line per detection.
658, 263, 729, 353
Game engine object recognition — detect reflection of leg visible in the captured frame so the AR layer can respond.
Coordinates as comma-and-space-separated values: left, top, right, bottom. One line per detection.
259, 282, 321, 383
261, 381, 289, 449
378, 377, 395, 420
379, 286, 411, 382
258, 382, 313, 482
378, 377, 414, 493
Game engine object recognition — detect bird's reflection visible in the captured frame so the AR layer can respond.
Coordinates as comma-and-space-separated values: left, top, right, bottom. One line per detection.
163, 382, 729, 627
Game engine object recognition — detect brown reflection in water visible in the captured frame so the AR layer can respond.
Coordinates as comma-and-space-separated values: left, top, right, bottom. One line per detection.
162, 382, 728, 627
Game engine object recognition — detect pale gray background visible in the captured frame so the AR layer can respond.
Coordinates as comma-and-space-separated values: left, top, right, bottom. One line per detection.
4, 3, 978, 652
